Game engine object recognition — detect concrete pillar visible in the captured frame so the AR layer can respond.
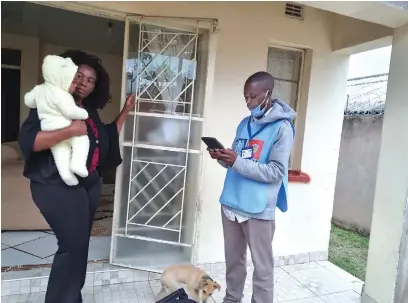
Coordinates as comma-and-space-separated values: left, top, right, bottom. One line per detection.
361, 23, 408, 303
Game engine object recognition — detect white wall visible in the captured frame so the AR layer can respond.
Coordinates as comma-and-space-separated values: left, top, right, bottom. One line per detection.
84, 1, 357, 263
1, 33, 40, 125
6, 1, 390, 265
83, 0, 393, 264
363, 23, 408, 303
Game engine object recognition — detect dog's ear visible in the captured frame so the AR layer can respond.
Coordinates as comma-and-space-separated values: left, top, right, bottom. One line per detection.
195, 278, 208, 292
214, 282, 221, 291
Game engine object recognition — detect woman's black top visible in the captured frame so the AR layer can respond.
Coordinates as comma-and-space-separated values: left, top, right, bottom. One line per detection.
18, 108, 122, 185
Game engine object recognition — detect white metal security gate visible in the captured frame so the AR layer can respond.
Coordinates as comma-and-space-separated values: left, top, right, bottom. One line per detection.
110, 16, 214, 271
125, 19, 199, 245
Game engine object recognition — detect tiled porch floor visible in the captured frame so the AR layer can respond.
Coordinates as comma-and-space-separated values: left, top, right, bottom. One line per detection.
1, 261, 364, 302
1, 231, 111, 267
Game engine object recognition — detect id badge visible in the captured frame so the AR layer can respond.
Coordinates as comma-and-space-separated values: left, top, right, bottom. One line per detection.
241, 146, 253, 159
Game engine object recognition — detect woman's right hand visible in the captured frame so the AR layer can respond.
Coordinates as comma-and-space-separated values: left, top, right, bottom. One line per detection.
31, 115, 88, 152
69, 120, 88, 137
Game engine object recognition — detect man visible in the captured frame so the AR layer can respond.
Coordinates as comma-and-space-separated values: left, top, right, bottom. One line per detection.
208, 71, 296, 303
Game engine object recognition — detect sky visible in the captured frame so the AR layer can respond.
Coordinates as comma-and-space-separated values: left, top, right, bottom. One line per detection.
347, 46, 392, 79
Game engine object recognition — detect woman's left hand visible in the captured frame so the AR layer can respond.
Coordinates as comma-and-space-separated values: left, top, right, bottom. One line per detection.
115, 94, 137, 133
123, 94, 136, 112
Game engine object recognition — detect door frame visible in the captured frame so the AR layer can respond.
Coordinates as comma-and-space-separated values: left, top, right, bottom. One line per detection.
111, 16, 216, 271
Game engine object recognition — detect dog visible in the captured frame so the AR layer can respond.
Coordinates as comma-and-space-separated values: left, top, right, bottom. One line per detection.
158, 264, 221, 303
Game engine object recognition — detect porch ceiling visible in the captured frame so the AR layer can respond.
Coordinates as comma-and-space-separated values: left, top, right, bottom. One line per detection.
1, 2, 125, 57
301, 1, 408, 28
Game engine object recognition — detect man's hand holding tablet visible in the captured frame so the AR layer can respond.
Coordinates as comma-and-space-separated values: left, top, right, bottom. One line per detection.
217, 149, 237, 166
201, 137, 225, 150
202, 137, 238, 166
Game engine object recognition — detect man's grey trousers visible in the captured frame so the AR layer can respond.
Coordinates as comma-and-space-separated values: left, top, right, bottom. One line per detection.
221, 209, 276, 303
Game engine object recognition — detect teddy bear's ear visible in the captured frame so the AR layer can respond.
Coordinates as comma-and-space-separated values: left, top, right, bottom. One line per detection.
44, 55, 65, 69
63, 57, 77, 69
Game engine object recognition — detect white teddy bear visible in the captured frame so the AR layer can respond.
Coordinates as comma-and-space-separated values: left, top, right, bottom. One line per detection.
24, 55, 90, 186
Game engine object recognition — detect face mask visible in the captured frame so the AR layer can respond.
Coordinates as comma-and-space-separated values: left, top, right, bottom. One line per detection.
250, 90, 271, 118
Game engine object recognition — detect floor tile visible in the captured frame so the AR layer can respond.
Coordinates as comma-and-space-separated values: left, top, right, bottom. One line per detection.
91, 262, 128, 273
13, 235, 58, 258
1, 248, 42, 266
273, 268, 317, 302
32, 256, 54, 265
26, 292, 46, 302
210, 267, 316, 303
88, 236, 111, 261
92, 236, 112, 247
275, 267, 291, 279
2, 267, 51, 281
1, 231, 48, 247
289, 267, 356, 296
282, 262, 322, 273
320, 290, 360, 303
2, 234, 112, 266
281, 298, 325, 303
1, 261, 363, 303
316, 261, 364, 294
317, 261, 361, 282
1, 283, 324, 303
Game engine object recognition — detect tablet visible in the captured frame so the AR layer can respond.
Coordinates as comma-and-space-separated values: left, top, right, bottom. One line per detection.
201, 137, 225, 150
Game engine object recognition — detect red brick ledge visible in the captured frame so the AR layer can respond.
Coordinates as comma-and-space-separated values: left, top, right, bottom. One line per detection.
289, 170, 311, 183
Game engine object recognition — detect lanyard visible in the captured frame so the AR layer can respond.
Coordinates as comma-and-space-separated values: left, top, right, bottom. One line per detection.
247, 118, 268, 140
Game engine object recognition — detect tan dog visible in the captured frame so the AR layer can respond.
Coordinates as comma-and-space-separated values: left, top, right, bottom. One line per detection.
158, 264, 221, 303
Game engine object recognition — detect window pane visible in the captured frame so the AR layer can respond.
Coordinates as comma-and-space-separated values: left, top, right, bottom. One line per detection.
125, 22, 206, 118
267, 47, 301, 82
272, 80, 298, 109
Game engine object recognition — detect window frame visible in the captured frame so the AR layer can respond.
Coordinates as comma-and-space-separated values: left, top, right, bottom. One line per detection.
267, 44, 305, 170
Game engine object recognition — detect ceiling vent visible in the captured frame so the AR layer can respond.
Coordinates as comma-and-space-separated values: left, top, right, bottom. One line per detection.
285, 2, 304, 20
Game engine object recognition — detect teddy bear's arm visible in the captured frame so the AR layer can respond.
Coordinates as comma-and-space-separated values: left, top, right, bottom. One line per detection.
54, 94, 89, 121
24, 86, 39, 109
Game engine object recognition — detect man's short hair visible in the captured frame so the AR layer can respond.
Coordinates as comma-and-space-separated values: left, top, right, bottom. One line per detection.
245, 71, 275, 91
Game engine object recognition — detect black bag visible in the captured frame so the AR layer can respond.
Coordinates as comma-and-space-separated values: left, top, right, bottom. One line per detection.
156, 288, 197, 303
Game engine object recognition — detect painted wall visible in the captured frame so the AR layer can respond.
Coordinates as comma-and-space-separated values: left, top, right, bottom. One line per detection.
331, 13, 393, 51
333, 116, 383, 233
363, 23, 408, 303
395, 212, 408, 303
83, 1, 393, 263
3, 1, 393, 265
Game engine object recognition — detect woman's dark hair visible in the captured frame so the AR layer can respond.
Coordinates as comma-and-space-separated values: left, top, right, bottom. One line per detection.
59, 50, 111, 109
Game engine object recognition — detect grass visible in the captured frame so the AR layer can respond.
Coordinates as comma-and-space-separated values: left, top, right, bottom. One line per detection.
328, 223, 370, 281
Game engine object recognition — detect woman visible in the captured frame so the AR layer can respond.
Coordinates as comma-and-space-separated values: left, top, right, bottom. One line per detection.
18, 50, 136, 302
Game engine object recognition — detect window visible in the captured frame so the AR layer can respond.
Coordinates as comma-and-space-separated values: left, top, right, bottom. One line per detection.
267, 46, 304, 169
267, 46, 303, 110
1, 48, 21, 67
1, 48, 22, 143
